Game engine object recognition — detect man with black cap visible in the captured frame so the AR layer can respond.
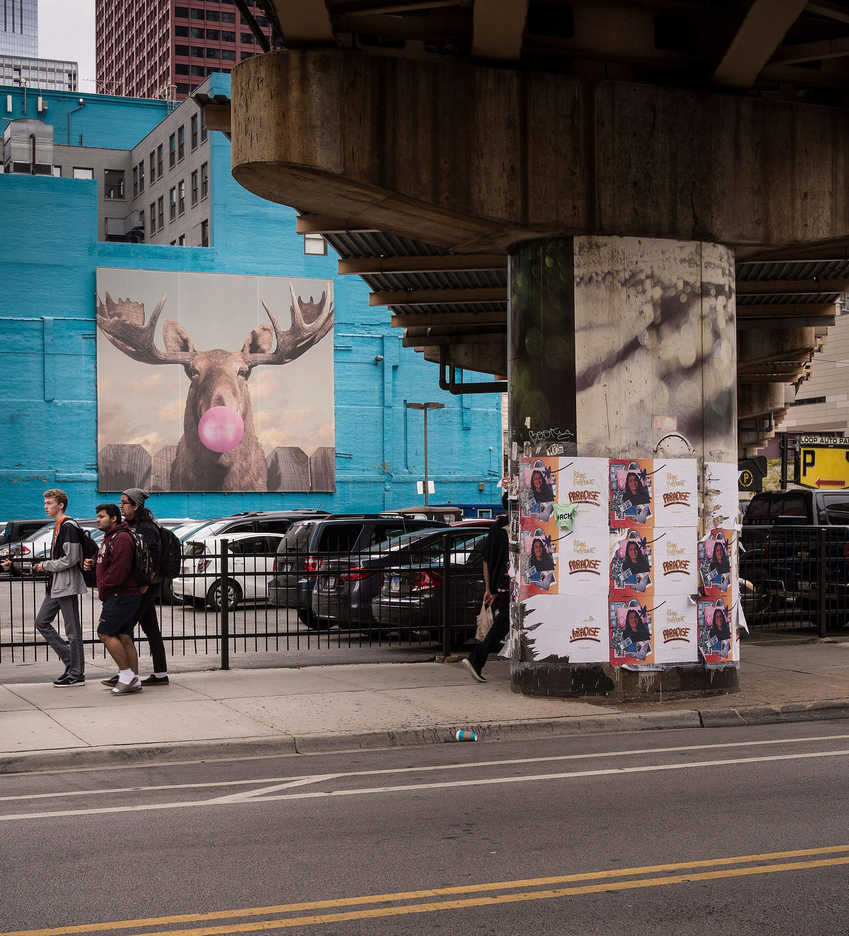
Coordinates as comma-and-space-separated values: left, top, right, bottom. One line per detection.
102, 488, 169, 687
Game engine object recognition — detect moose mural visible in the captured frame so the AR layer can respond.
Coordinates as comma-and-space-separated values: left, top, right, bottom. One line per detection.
96, 279, 333, 492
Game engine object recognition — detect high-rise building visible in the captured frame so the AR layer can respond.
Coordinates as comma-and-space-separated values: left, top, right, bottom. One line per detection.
0, 0, 37, 58
95, 0, 272, 101
0, 53, 77, 91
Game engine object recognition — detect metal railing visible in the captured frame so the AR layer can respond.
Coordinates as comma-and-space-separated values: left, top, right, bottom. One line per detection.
0, 534, 487, 668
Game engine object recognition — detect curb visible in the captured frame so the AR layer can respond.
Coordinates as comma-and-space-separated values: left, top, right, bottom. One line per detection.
4, 699, 849, 774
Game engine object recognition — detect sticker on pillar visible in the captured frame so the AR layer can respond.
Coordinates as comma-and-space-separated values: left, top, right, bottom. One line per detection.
652, 597, 698, 663
699, 529, 734, 598
698, 597, 735, 663
609, 459, 653, 529
703, 462, 740, 530
610, 530, 654, 600
557, 529, 609, 595
520, 529, 558, 597
564, 596, 610, 663
557, 457, 609, 529
651, 459, 698, 527
521, 595, 590, 660
520, 457, 558, 531
609, 599, 654, 666
652, 527, 699, 596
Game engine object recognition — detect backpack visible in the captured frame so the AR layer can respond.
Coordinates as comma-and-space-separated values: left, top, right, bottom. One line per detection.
117, 527, 154, 587
157, 524, 182, 579
67, 520, 99, 588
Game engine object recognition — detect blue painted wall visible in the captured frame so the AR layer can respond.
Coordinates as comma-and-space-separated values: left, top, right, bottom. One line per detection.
0, 85, 502, 521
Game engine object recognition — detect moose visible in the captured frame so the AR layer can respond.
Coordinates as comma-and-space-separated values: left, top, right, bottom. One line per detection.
96, 285, 333, 491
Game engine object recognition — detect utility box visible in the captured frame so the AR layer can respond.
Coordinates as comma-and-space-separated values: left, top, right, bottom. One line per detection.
2, 118, 53, 175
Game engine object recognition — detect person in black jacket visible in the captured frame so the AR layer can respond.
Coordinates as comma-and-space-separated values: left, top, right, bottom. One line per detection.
101, 488, 170, 688
463, 492, 510, 683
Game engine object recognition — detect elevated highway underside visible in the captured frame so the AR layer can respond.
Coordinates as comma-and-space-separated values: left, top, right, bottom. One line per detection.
218, 0, 849, 453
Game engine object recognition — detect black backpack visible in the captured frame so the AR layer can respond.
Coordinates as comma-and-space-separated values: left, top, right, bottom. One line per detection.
157, 524, 182, 579
68, 521, 99, 588
117, 527, 154, 587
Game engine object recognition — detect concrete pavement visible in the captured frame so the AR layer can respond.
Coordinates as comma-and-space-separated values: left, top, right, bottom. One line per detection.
1, 637, 848, 773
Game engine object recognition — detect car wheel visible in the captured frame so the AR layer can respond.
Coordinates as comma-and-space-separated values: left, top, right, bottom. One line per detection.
206, 578, 242, 611
298, 608, 328, 630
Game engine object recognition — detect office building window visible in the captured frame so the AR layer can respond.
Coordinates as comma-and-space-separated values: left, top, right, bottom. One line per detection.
191, 8, 204, 18
176, 83, 191, 95
191, 114, 198, 149
191, 169, 198, 206
169, 186, 177, 221
303, 233, 326, 256
150, 202, 156, 234
169, 133, 176, 168
170, 239, 177, 246
175, 44, 190, 55
178, 233, 186, 246
200, 162, 208, 199
139, 209, 144, 235
132, 165, 138, 197
73, 167, 94, 180
206, 9, 220, 21
190, 26, 204, 38
206, 28, 219, 39
52, 165, 61, 177
157, 195, 164, 230
221, 11, 235, 22
175, 24, 189, 36
104, 169, 125, 200
222, 30, 235, 41
201, 219, 209, 246
201, 109, 207, 142
138, 160, 144, 192
192, 46, 204, 57
177, 125, 185, 161
221, 48, 235, 60
149, 150, 155, 182
176, 63, 189, 75
178, 179, 185, 214
156, 144, 163, 178
207, 48, 220, 58
174, 5, 189, 16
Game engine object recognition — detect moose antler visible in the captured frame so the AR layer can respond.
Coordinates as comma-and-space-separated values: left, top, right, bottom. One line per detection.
96, 293, 194, 365
248, 284, 334, 368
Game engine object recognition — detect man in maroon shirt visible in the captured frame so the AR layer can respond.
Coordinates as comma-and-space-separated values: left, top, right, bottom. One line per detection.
91, 503, 146, 695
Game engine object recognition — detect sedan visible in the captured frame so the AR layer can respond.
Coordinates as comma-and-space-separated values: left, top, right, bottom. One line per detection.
172, 532, 284, 610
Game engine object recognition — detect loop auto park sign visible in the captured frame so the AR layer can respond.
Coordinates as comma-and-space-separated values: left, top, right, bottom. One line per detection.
795, 435, 849, 490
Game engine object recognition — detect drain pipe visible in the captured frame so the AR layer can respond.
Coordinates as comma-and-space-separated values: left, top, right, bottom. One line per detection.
439, 346, 507, 395
67, 98, 85, 146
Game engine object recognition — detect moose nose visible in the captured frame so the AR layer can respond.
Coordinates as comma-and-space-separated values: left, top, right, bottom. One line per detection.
197, 406, 245, 453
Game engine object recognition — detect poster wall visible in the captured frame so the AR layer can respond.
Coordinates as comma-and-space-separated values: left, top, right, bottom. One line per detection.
96, 268, 335, 493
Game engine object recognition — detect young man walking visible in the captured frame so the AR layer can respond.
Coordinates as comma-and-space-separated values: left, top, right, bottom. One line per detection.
92, 503, 145, 695
1, 489, 87, 686
101, 488, 169, 688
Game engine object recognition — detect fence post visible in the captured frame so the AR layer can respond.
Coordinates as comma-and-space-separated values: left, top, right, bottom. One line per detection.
221, 538, 230, 670
441, 536, 451, 657
816, 527, 827, 638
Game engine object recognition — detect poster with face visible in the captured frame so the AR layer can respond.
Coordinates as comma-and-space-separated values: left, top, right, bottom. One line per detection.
703, 461, 740, 531
610, 530, 654, 600
610, 600, 655, 666
652, 597, 699, 663
698, 597, 735, 663
556, 457, 609, 531
557, 529, 609, 595
651, 527, 699, 596
609, 458, 654, 529
520, 528, 558, 598
520, 457, 558, 533
699, 528, 734, 598
651, 459, 698, 527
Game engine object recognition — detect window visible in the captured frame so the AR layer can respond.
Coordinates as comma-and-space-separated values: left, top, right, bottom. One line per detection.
170, 239, 177, 246
169, 132, 176, 168
192, 46, 205, 57
200, 162, 208, 199
221, 48, 235, 60
206, 9, 220, 21
191, 8, 204, 18
156, 144, 163, 177
241, 50, 253, 60
222, 30, 235, 41
177, 126, 185, 161
178, 179, 185, 214
52, 165, 61, 177
190, 26, 204, 38
104, 169, 125, 200
825, 502, 849, 524
191, 65, 206, 76
149, 150, 155, 182
207, 47, 220, 58
221, 11, 235, 22
73, 167, 94, 180
175, 24, 189, 36
191, 169, 198, 205
132, 165, 138, 197
139, 209, 144, 234
191, 114, 198, 149
169, 186, 177, 221
241, 32, 254, 43
178, 233, 186, 246
157, 195, 164, 230
206, 28, 219, 39
175, 44, 190, 55
176, 83, 191, 95
175, 63, 190, 75
174, 5, 189, 16
149, 201, 156, 233
201, 218, 209, 246
304, 233, 326, 256
201, 109, 207, 142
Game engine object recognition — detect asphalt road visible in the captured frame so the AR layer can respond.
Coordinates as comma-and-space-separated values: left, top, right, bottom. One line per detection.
2, 721, 849, 935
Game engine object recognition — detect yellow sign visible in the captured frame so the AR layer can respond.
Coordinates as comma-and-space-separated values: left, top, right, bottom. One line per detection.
798, 446, 849, 490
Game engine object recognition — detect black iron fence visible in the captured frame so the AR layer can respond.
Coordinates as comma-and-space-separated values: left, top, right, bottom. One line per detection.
740, 525, 849, 635
0, 533, 488, 667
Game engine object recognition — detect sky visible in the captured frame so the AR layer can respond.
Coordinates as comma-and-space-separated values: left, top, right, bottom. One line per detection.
39, 0, 96, 92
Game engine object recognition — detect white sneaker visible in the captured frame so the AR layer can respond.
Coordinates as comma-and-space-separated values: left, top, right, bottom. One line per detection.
112, 676, 143, 695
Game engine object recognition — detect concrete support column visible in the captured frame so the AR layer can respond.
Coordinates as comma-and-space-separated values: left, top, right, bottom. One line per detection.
508, 236, 740, 699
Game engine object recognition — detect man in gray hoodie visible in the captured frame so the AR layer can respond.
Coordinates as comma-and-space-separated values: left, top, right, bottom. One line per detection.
1, 489, 87, 686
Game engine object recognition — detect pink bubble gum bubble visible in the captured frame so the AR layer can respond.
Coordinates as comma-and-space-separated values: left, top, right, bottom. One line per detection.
197, 406, 245, 453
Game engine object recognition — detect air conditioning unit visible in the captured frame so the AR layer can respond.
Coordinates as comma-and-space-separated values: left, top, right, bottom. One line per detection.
37, 96, 47, 113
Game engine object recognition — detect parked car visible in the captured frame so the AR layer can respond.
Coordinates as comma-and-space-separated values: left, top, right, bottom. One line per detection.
311, 524, 492, 634
180, 510, 329, 544
268, 515, 445, 628
1, 519, 52, 546
172, 532, 285, 610
370, 528, 490, 647
0, 519, 102, 576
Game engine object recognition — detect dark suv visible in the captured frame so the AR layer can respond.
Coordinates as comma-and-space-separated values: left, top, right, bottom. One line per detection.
267, 515, 444, 627
182, 510, 330, 542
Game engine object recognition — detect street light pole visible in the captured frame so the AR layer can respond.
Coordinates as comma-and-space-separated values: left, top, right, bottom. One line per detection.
406, 401, 445, 506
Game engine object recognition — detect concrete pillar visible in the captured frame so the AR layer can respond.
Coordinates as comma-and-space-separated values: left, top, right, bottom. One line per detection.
508, 236, 740, 699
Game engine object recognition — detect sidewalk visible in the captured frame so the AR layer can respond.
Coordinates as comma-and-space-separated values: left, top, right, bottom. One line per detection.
2, 638, 849, 773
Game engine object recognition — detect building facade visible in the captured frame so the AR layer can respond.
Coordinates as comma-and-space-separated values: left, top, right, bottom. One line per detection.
0, 77, 503, 519
0, 0, 37, 58
95, 0, 271, 101
0, 54, 77, 91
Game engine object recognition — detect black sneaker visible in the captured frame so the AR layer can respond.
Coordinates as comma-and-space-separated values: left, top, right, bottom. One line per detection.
140, 674, 169, 686
54, 674, 85, 687
101, 674, 119, 688
461, 658, 486, 683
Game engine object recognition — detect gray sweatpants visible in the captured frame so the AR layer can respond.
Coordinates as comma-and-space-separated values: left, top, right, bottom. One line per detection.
35, 595, 84, 678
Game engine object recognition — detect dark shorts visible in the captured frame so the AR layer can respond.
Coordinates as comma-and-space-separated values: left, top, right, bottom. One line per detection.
98, 595, 142, 638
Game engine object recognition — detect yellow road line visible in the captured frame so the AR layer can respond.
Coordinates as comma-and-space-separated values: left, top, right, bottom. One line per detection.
5, 844, 849, 936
